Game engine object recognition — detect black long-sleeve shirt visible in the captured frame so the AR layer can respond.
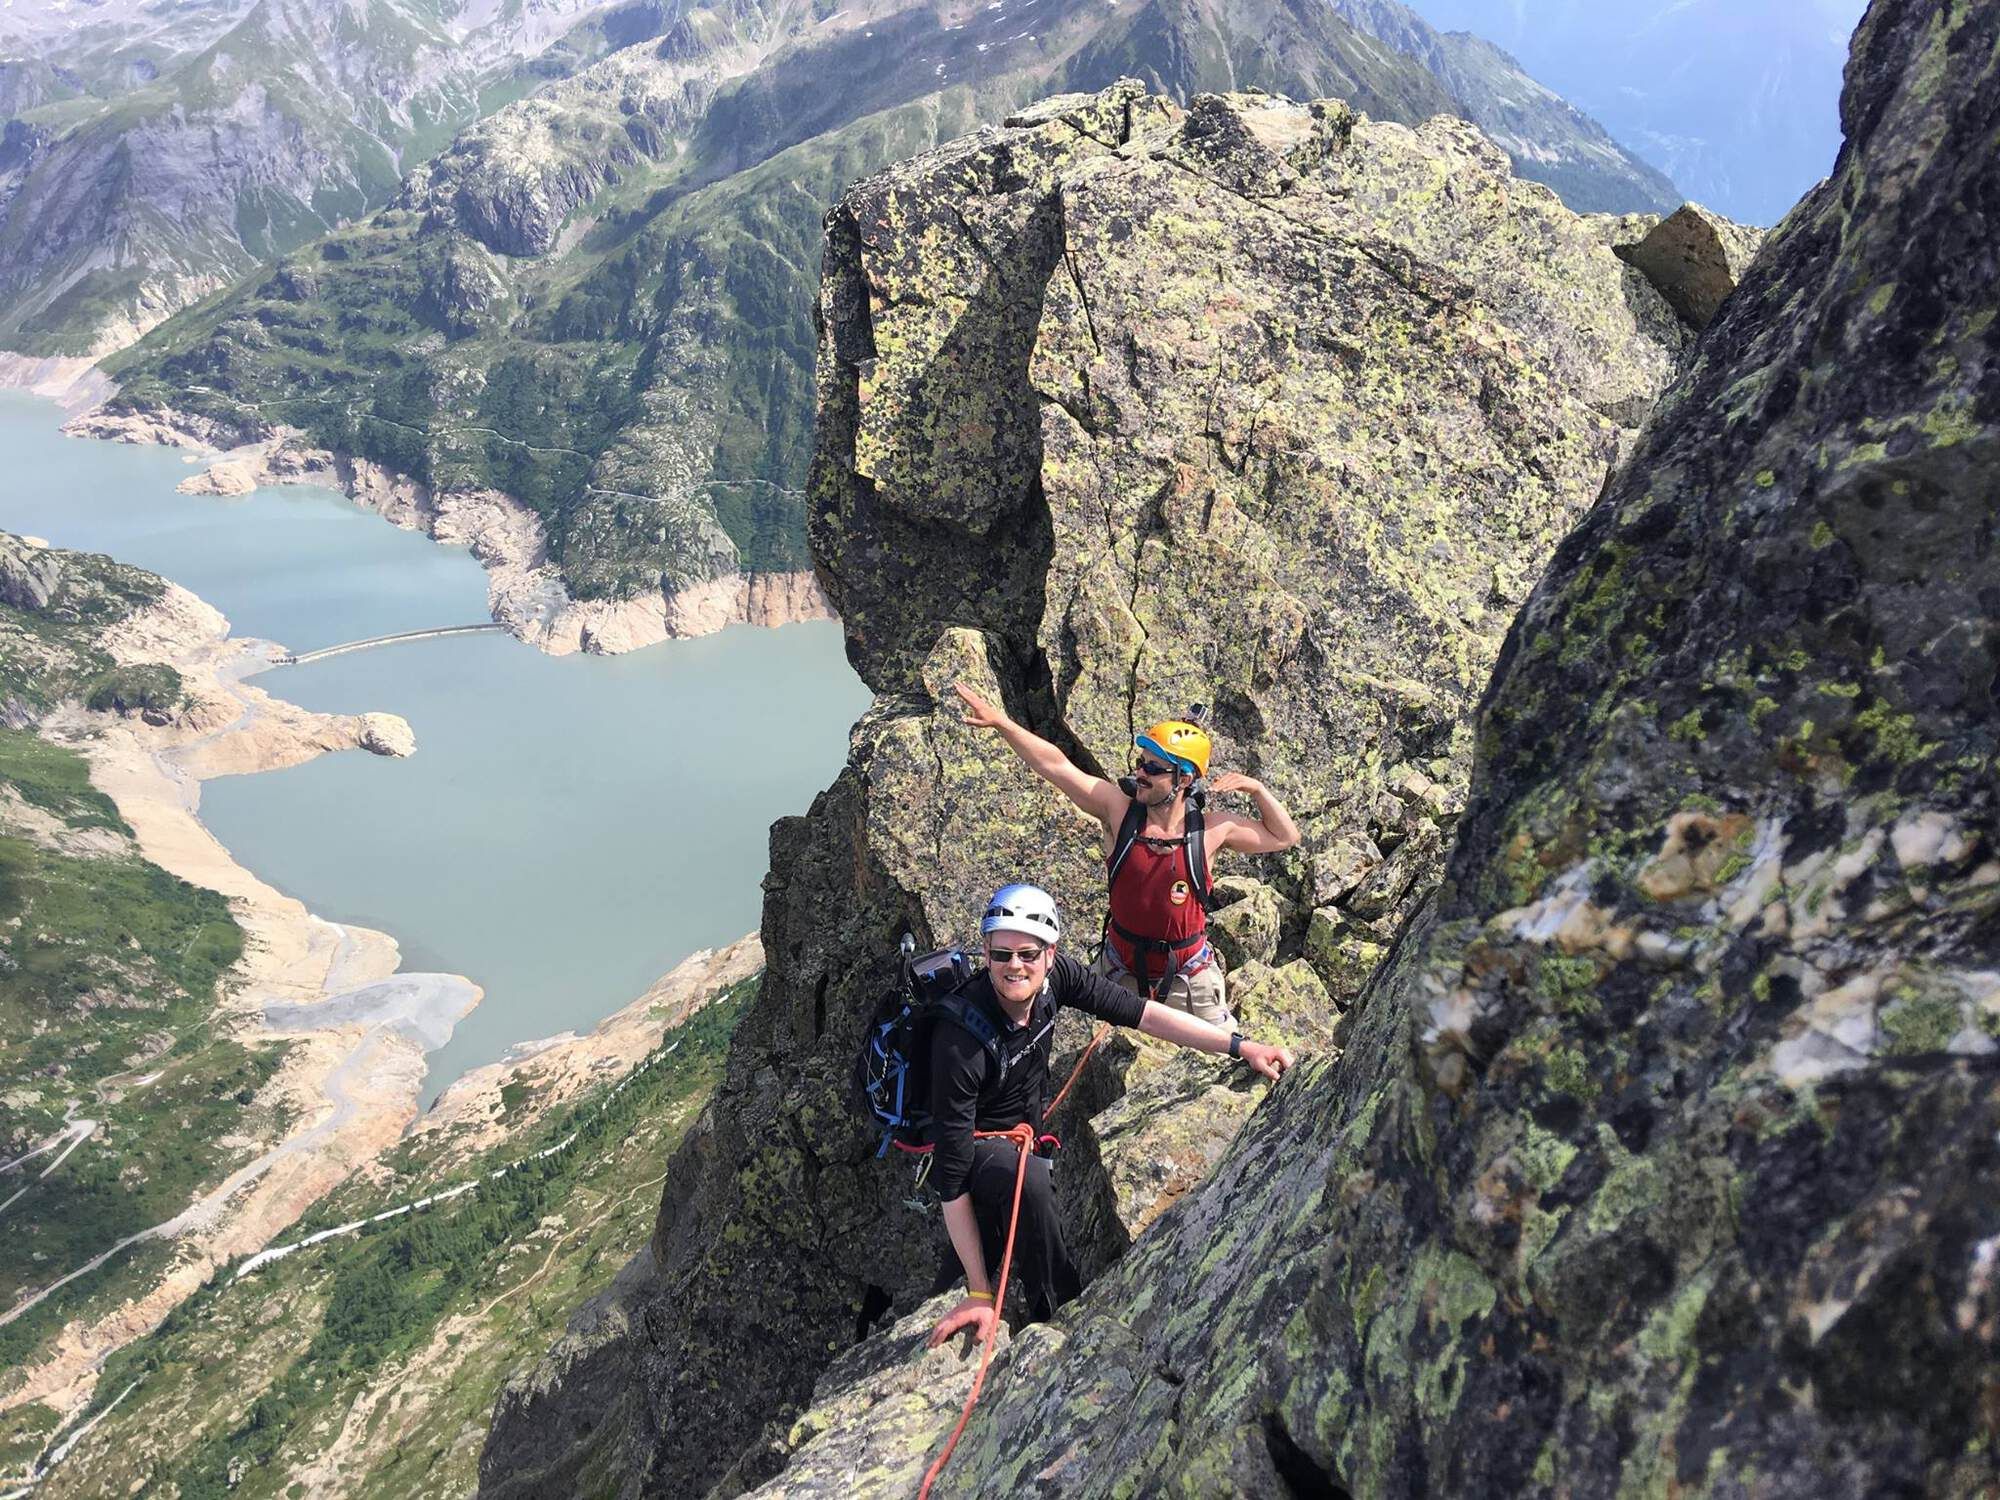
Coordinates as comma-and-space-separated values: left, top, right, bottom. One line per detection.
928, 953, 1146, 1202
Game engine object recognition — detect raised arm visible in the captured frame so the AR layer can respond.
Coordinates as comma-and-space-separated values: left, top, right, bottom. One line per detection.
953, 682, 1125, 826
1206, 771, 1302, 855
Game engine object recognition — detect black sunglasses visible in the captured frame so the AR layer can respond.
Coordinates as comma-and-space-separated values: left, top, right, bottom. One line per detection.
1133, 756, 1177, 779
985, 944, 1048, 965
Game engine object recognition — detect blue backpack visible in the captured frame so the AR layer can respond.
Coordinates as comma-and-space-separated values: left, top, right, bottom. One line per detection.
855, 936, 1008, 1155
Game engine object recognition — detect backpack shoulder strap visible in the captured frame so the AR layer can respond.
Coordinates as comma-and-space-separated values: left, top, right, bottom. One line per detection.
935, 991, 1007, 1076
1185, 803, 1213, 912
1106, 799, 1145, 893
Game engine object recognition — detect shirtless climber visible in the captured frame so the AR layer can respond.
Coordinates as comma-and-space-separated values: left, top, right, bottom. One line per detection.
926, 883, 1293, 1347
953, 683, 1301, 1028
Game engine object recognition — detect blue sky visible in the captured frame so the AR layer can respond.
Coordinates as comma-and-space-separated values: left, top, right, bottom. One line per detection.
1407, 0, 1871, 224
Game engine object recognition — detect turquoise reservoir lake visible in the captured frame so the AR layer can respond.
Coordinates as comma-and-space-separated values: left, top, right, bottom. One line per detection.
0, 393, 869, 1100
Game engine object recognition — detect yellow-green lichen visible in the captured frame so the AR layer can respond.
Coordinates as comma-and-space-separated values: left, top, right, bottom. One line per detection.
1854, 698, 1935, 764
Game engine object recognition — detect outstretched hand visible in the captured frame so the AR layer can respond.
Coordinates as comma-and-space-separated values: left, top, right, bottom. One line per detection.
953, 681, 1009, 731
1241, 1040, 1295, 1082
928, 1296, 999, 1348
1209, 771, 1262, 796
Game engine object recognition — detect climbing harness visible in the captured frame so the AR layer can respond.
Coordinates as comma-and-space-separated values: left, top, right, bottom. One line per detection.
916, 1022, 1111, 1499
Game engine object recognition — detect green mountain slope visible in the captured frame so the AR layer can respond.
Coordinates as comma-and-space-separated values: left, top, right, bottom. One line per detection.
7, 980, 754, 1499
105, 0, 1684, 616
0, 536, 262, 1413
1329, 0, 1681, 213
0, 0, 631, 358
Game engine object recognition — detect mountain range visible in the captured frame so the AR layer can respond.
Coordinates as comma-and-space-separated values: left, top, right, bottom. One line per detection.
1404, 0, 1865, 226
72, 0, 1682, 631
0, 0, 652, 357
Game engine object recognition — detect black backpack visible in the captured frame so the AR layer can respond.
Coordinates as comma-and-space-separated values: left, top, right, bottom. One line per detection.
855, 937, 1000, 1155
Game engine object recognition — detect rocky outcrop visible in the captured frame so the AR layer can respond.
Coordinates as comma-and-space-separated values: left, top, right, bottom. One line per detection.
1615, 201, 1764, 330
0, 529, 63, 611
876, 2, 1994, 1493
483, 81, 1695, 1496
356, 713, 417, 758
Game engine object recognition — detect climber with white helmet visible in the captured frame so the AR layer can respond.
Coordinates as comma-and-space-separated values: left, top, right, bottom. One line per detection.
925, 882, 1293, 1350
952, 683, 1301, 1028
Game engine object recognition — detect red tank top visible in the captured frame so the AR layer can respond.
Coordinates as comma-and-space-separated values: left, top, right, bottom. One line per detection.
1106, 829, 1209, 981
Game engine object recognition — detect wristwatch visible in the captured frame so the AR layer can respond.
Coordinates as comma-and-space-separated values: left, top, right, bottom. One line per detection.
1229, 1032, 1244, 1060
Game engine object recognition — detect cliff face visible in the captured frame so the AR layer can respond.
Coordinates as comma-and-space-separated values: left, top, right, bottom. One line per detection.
482, 80, 1716, 1497
817, 1, 1994, 1494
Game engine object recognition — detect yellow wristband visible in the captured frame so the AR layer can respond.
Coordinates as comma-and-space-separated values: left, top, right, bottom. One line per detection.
966, 1290, 994, 1303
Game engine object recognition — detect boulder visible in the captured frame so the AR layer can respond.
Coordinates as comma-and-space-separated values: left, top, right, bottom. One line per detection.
356, 712, 415, 757
1615, 201, 1764, 330
1302, 907, 1387, 1003
1308, 834, 1382, 906
1205, 876, 1284, 968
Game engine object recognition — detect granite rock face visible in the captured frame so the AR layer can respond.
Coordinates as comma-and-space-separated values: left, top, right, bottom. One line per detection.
483, 81, 1697, 1496
0, 530, 62, 612
905, 2, 1999, 1494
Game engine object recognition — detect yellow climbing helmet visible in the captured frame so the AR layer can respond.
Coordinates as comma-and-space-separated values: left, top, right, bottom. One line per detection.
1135, 719, 1212, 778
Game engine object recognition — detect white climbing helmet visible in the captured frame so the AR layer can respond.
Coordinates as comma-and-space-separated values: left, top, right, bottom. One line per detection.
980, 882, 1063, 942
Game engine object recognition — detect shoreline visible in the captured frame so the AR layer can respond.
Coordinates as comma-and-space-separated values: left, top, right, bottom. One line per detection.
0, 356, 111, 411
1, 395, 796, 1427
4, 558, 774, 1432
5, 572, 480, 1421
409, 933, 763, 1166
61, 406, 835, 657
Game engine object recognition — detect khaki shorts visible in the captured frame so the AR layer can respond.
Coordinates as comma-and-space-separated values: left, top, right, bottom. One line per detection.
1090, 946, 1233, 1030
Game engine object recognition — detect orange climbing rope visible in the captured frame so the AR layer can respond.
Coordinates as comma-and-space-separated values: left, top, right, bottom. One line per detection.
915, 1023, 1112, 1499
1045, 1022, 1111, 1122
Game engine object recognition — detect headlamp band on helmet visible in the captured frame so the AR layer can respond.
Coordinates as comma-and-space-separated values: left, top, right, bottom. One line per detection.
1135, 732, 1199, 779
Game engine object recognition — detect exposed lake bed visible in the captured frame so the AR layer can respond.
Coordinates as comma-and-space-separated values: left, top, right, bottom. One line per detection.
0, 392, 867, 1101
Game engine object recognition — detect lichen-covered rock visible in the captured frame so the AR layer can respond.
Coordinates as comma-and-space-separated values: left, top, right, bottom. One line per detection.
1303, 905, 1386, 1002
485, 82, 1693, 1498
1207, 876, 1286, 968
733, 1293, 1012, 1498
917, 3, 2000, 1493
1615, 201, 1765, 330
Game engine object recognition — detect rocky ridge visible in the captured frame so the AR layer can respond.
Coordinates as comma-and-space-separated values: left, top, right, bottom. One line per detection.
757, 1, 2000, 1494
478, 80, 1742, 1495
